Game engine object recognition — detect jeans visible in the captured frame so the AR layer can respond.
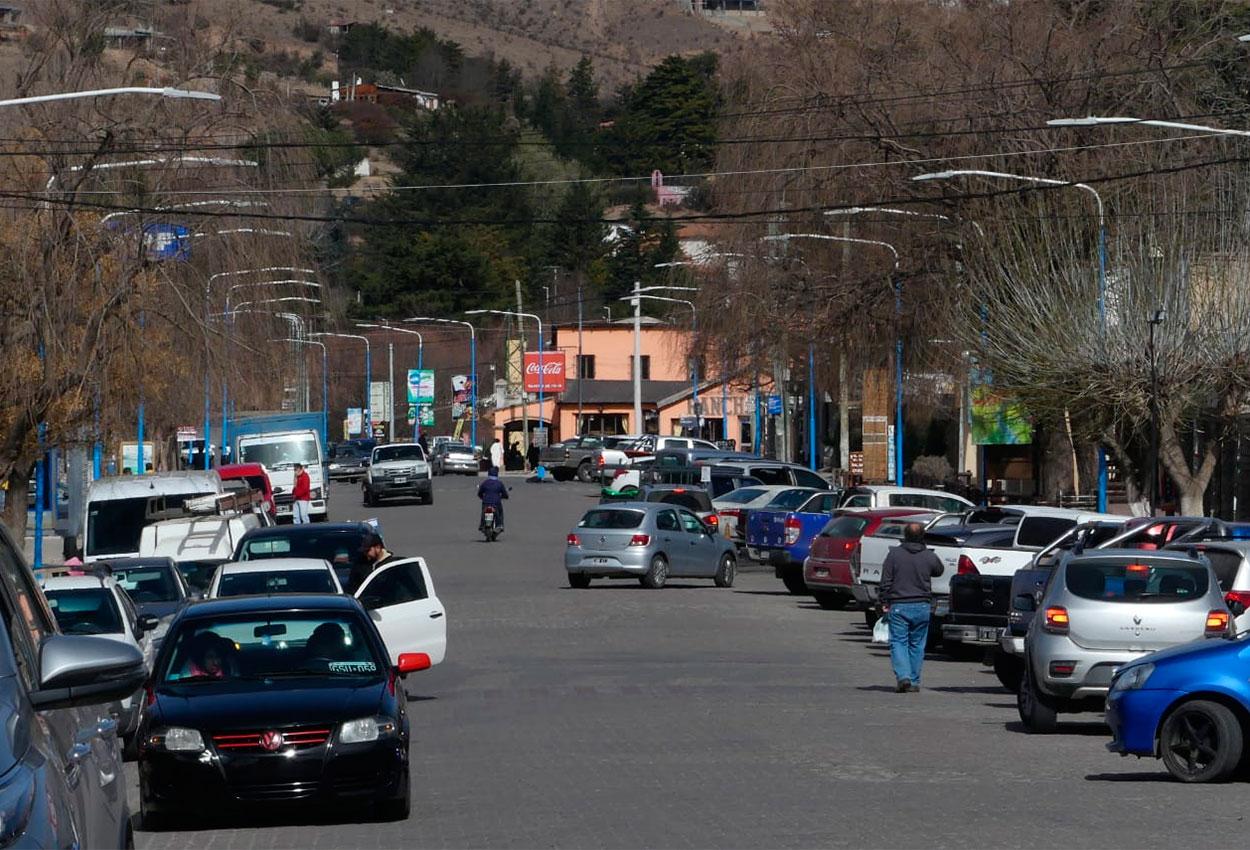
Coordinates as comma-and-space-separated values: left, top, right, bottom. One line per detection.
292, 500, 311, 524
888, 601, 931, 686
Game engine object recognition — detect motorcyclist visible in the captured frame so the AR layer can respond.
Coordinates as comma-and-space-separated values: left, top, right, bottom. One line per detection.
477, 466, 508, 533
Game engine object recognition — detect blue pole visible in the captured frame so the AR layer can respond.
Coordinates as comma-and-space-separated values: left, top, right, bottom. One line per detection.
894, 276, 904, 487
320, 346, 328, 451
469, 333, 477, 448
203, 370, 211, 469
415, 343, 423, 440
722, 356, 728, 447
92, 386, 102, 480
753, 376, 761, 456
808, 343, 817, 471
221, 382, 229, 465
538, 327, 545, 442
1096, 221, 1108, 512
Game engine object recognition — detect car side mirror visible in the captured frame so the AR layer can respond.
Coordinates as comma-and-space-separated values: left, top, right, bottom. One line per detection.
1229, 600, 1247, 618
1012, 593, 1036, 613
30, 635, 146, 710
272, 487, 285, 494
136, 613, 160, 635
397, 652, 431, 674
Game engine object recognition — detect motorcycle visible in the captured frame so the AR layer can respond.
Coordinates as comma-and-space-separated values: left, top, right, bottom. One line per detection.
481, 505, 499, 542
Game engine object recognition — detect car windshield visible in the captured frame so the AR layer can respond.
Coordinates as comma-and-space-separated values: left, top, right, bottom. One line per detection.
580, 509, 645, 530
719, 488, 768, 505
45, 589, 123, 635
237, 531, 369, 571
111, 566, 180, 603
161, 613, 383, 683
217, 569, 336, 597
1065, 558, 1210, 602
373, 445, 425, 462
766, 490, 815, 510
238, 437, 319, 469
821, 515, 870, 538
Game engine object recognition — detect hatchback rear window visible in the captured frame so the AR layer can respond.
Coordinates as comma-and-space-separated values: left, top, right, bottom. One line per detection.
648, 491, 712, 512
1016, 517, 1077, 548
766, 490, 815, 510
718, 488, 767, 505
580, 510, 645, 530
821, 515, 869, 538
1065, 558, 1210, 602
1194, 548, 1243, 591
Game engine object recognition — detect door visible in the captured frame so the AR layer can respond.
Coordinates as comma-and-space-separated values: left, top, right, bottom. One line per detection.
653, 509, 684, 571
678, 509, 720, 577
354, 557, 446, 665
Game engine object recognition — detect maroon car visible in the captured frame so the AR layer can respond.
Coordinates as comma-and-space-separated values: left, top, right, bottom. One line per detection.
804, 508, 934, 610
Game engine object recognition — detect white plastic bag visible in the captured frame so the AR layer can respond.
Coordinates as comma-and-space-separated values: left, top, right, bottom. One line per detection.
871, 616, 891, 645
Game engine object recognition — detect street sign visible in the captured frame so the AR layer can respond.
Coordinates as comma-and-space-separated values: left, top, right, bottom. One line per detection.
407, 369, 434, 405
766, 394, 783, 415
370, 381, 392, 425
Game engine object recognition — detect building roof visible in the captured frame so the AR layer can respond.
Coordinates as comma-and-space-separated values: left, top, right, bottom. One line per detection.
560, 379, 691, 406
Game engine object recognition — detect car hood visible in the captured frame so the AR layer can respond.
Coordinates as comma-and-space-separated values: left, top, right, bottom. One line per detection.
0, 677, 26, 776
1136, 635, 1246, 670
152, 679, 386, 731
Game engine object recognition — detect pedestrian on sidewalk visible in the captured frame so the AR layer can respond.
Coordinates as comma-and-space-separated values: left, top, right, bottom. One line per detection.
879, 522, 944, 693
527, 441, 540, 472
489, 439, 504, 472
291, 462, 312, 524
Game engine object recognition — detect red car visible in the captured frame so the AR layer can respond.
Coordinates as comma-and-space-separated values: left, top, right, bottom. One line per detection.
216, 462, 275, 518
804, 508, 933, 610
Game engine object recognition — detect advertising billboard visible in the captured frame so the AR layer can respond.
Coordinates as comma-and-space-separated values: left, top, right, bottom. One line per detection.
523, 351, 566, 393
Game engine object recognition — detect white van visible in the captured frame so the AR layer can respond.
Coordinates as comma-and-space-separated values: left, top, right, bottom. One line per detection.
235, 429, 328, 522
83, 471, 223, 562
139, 513, 267, 593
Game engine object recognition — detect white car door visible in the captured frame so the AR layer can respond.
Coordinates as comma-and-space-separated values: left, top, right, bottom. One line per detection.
353, 557, 447, 666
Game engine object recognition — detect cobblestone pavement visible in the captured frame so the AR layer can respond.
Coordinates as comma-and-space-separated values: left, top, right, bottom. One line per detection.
133, 477, 1249, 849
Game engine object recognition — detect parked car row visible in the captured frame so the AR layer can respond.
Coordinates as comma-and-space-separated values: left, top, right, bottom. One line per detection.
743, 492, 1250, 784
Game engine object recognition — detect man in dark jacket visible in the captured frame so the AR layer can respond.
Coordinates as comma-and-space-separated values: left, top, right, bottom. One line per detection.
477, 467, 508, 531
879, 522, 945, 692
348, 531, 397, 594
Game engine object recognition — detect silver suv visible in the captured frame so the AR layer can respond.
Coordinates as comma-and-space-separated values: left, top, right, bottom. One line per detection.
1018, 548, 1230, 733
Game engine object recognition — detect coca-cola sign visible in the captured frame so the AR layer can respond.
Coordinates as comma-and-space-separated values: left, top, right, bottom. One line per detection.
523, 351, 566, 392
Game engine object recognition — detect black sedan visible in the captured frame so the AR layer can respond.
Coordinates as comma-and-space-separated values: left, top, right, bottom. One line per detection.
231, 522, 379, 589
137, 594, 430, 827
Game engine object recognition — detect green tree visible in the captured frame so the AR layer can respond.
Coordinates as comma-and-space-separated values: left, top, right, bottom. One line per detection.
602, 199, 684, 302
604, 53, 720, 176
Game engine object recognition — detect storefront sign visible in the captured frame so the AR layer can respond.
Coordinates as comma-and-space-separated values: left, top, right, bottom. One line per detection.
523, 351, 566, 393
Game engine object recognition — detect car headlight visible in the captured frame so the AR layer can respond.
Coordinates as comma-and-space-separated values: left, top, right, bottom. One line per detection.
0, 764, 36, 846
338, 716, 397, 744
149, 726, 205, 752
329, 463, 341, 470
1110, 662, 1155, 693
311, 487, 323, 499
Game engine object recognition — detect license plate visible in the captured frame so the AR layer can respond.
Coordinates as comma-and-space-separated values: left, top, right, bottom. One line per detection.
589, 557, 612, 565
393, 476, 407, 484
978, 627, 1000, 641
276, 506, 291, 515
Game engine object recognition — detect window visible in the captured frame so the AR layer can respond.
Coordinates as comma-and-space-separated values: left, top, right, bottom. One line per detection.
46, 589, 124, 636
820, 515, 869, 539
373, 444, 425, 463
1197, 548, 1243, 591
648, 492, 712, 512
750, 466, 791, 485
0, 539, 50, 687
1015, 517, 1078, 548
112, 566, 181, 603
580, 510, 645, 530
926, 496, 971, 513
577, 354, 596, 380
678, 511, 705, 534
655, 510, 680, 532
238, 436, 320, 468
841, 495, 871, 508
218, 569, 336, 597
358, 564, 428, 608
630, 355, 651, 380
1065, 558, 1209, 602
767, 490, 818, 510
717, 488, 767, 505
793, 469, 829, 489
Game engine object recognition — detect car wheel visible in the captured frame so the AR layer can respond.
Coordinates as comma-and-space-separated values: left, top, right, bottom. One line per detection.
714, 554, 736, 588
362, 487, 373, 507
1160, 700, 1244, 783
781, 570, 808, 595
813, 591, 846, 610
1017, 665, 1059, 733
569, 573, 591, 589
576, 461, 592, 483
139, 789, 167, 832
642, 555, 668, 589
993, 652, 1024, 693
424, 490, 434, 506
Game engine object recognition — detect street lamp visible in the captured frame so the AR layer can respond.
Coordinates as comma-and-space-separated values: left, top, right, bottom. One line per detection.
764, 233, 903, 481
621, 294, 701, 436
225, 280, 320, 311
0, 85, 219, 108
311, 333, 372, 440
273, 337, 328, 452
357, 323, 425, 440
404, 317, 477, 448
913, 168, 1109, 511
467, 309, 544, 451
621, 284, 700, 438
1148, 309, 1166, 516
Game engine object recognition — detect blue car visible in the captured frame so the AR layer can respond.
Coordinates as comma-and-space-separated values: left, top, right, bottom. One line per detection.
1107, 634, 1250, 782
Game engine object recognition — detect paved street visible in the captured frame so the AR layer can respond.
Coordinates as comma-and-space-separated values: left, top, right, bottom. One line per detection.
134, 476, 1249, 849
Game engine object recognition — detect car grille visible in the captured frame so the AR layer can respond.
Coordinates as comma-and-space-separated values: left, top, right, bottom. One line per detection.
274, 492, 293, 506
212, 725, 331, 752
232, 780, 321, 802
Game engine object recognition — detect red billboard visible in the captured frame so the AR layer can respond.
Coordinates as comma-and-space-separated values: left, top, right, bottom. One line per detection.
523, 351, 566, 393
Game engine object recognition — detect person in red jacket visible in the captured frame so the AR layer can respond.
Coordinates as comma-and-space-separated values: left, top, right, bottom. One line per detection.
291, 462, 312, 524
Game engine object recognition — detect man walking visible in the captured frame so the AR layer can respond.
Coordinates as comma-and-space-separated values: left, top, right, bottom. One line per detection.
291, 462, 312, 525
879, 522, 944, 692
489, 439, 504, 473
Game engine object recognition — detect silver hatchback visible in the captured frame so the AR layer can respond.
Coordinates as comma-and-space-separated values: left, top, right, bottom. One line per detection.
1018, 548, 1230, 732
565, 502, 737, 589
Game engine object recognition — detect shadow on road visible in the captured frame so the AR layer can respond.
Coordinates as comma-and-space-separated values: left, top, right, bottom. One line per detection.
1004, 719, 1107, 736
926, 685, 1003, 695
134, 805, 404, 835
732, 590, 797, 597
1084, 771, 1173, 783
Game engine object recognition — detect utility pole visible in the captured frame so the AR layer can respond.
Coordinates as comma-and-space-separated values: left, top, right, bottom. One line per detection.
577, 284, 584, 434
1148, 309, 1165, 515
388, 342, 395, 442
632, 280, 642, 435
516, 279, 528, 457
839, 220, 851, 476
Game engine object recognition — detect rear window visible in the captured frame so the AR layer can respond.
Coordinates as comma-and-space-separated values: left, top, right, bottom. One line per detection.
751, 467, 792, 485
821, 515, 869, 539
648, 491, 712, 512
766, 490, 815, 510
46, 589, 124, 635
1065, 558, 1210, 602
1016, 517, 1077, 548
580, 510, 645, 530
793, 469, 828, 489
218, 569, 335, 597
718, 487, 767, 505
1195, 548, 1244, 591
709, 476, 761, 498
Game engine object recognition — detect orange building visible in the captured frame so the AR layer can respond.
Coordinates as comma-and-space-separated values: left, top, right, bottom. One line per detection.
490, 321, 768, 451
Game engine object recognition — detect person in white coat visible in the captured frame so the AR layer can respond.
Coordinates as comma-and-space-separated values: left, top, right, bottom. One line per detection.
489, 439, 504, 472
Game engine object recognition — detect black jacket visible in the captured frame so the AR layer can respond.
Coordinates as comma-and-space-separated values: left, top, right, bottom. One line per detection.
880, 541, 944, 604
347, 551, 398, 595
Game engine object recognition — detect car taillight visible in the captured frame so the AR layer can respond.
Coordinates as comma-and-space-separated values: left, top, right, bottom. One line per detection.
629, 534, 650, 546
597, 456, 605, 467
1225, 590, 1250, 610
1206, 610, 1231, 636
720, 509, 741, 522
567, 533, 580, 547
851, 544, 862, 580
957, 555, 979, 576
1043, 606, 1069, 634
706, 514, 718, 528
785, 516, 801, 546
